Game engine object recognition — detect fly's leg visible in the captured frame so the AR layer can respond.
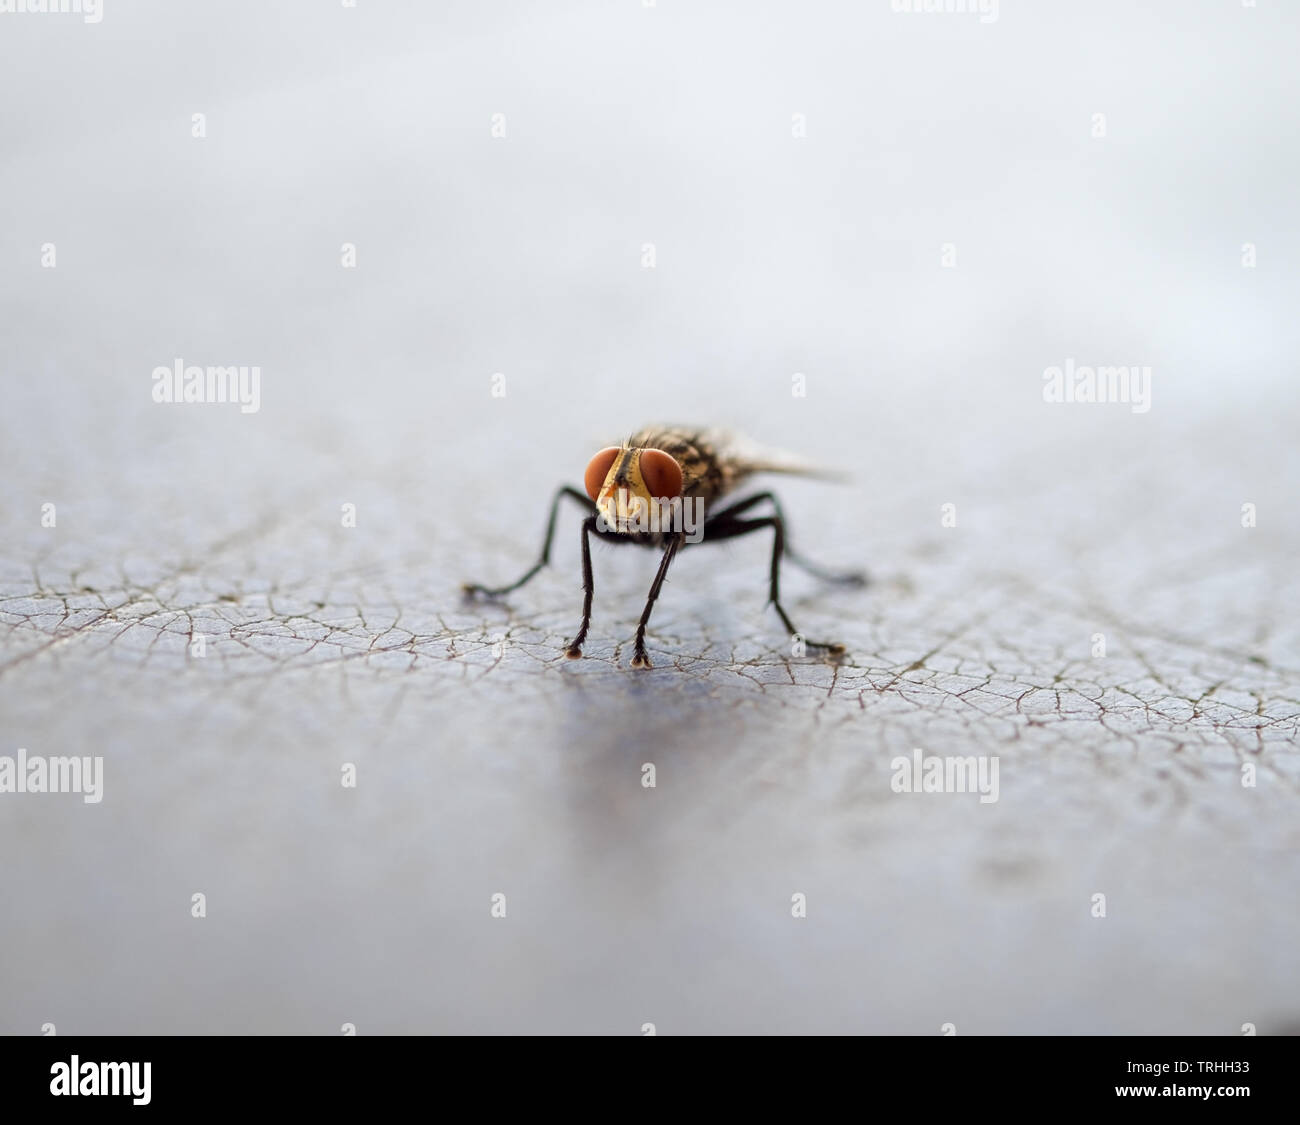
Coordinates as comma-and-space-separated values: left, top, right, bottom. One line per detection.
565, 515, 599, 659
702, 514, 846, 655
463, 486, 595, 598
706, 492, 868, 587
630, 533, 684, 669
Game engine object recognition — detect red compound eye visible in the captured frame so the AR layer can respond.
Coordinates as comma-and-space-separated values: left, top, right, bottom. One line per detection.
639, 448, 683, 499
584, 447, 621, 501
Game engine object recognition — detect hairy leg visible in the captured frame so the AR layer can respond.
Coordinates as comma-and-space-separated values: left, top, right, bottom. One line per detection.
565, 515, 600, 659
630, 533, 684, 669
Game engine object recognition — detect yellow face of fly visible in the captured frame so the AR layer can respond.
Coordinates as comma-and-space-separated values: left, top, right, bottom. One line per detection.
584, 446, 684, 532
599, 451, 652, 528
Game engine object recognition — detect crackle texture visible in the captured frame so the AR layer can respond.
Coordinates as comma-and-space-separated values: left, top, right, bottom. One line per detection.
2, 1, 1298, 1034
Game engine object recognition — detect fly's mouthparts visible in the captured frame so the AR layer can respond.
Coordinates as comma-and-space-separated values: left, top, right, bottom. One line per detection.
598, 487, 644, 525
596, 494, 705, 542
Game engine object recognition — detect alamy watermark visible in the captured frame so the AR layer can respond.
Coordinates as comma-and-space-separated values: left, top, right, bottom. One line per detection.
596, 490, 705, 544
1042, 359, 1151, 414
0, 748, 103, 804
50, 1057, 149, 1105
0, 0, 101, 22
891, 748, 999, 803
891, 0, 998, 25
152, 359, 261, 414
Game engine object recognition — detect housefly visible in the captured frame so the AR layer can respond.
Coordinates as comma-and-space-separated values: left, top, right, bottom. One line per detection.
463, 426, 866, 667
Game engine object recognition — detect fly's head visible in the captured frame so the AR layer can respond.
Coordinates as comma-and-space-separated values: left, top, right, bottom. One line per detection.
584, 445, 684, 534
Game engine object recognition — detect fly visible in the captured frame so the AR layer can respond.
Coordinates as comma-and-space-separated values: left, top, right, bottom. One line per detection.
462, 426, 867, 668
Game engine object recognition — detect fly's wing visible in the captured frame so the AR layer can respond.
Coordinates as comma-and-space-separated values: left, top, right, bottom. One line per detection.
699, 428, 851, 484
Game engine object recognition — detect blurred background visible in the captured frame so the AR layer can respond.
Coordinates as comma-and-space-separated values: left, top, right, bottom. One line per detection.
1, 0, 1297, 1033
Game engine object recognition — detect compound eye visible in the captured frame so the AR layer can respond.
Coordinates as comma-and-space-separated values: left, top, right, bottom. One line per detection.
584, 447, 622, 502
639, 448, 683, 499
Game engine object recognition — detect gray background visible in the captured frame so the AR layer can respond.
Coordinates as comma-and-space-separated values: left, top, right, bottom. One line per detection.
1, 0, 1297, 1034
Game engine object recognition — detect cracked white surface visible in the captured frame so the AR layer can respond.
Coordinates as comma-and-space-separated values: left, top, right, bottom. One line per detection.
1, 1, 1298, 1034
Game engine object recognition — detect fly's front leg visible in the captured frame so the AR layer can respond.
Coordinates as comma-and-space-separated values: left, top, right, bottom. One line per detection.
565, 515, 599, 659
463, 486, 594, 598
702, 514, 846, 656
630, 533, 684, 669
